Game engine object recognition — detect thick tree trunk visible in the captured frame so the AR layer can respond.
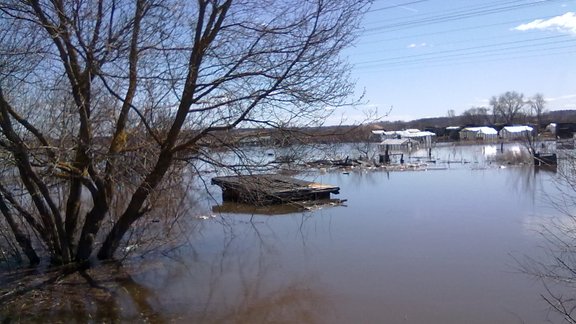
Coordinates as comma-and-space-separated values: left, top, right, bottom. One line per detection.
97, 150, 173, 259
75, 194, 109, 262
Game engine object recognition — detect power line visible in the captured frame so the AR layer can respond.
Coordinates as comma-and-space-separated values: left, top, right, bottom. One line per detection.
367, 0, 429, 14
357, 13, 563, 45
364, 0, 568, 33
355, 47, 576, 72
364, 0, 525, 24
350, 0, 576, 72
355, 34, 572, 66
355, 42, 576, 70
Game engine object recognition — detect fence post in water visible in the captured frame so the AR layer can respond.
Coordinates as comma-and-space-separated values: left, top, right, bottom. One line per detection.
379, 145, 390, 164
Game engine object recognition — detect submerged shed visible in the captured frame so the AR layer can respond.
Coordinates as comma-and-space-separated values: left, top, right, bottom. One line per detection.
378, 138, 415, 151
499, 126, 534, 140
211, 174, 340, 205
459, 127, 498, 141
372, 129, 436, 147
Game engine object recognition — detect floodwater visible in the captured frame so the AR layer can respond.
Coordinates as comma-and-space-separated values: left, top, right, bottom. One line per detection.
2, 143, 573, 323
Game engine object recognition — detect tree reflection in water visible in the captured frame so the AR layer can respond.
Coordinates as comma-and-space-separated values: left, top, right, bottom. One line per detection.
0, 262, 163, 322
0, 209, 331, 323
518, 151, 576, 323
158, 213, 331, 323
4, 143, 566, 322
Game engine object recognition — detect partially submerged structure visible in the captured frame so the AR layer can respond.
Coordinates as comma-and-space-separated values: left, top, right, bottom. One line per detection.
212, 174, 340, 205
459, 127, 498, 141
445, 126, 461, 141
378, 138, 416, 151
372, 129, 436, 147
555, 122, 576, 139
534, 152, 557, 167
499, 126, 534, 140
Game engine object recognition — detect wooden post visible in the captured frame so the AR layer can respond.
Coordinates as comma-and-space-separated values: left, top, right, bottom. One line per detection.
385, 145, 390, 164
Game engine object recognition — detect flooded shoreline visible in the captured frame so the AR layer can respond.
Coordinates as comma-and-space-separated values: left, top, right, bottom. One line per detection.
1, 143, 574, 323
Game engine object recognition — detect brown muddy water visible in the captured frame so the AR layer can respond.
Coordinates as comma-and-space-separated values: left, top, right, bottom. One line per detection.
1, 143, 573, 323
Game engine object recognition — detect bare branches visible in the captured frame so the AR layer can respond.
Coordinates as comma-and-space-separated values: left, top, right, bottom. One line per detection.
490, 91, 527, 124
0, 0, 369, 264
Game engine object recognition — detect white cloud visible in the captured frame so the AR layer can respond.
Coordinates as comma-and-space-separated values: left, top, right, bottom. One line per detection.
542, 93, 576, 111
407, 42, 427, 49
514, 12, 576, 34
546, 93, 576, 102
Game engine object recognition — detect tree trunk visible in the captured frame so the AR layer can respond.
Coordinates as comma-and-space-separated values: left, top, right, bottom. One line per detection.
97, 150, 173, 259
0, 195, 40, 265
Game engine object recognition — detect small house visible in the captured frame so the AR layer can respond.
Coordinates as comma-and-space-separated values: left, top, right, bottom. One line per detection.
554, 123, 576, 138
378, 138, 416, 151
499, 126, 534, 140
459, 127, 498, 141
446, 126, 461, 141
372, 129, 436, 147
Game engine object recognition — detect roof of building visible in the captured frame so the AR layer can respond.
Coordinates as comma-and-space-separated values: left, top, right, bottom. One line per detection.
379, 138, 413, 145
461, 127, 498, 135
500, 126, 533, 133
402, 130, 436, 138
373, 129, 436, 138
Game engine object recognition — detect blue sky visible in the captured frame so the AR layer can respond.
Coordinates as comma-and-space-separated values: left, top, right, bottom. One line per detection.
334, 0, 576, 124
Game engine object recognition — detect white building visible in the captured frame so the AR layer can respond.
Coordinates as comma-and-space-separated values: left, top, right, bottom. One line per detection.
371, 129, 436, 147
378, 138, 416, 151
459, 127, 498, 141
499, 126, 534, 140
545, 123, 556, 135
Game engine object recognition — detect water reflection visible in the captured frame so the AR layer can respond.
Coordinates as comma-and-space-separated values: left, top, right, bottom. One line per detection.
3, 143, 575, 323
0, 263, 165, 322
132, 214, 333, 323
212, 199, 344, 215
515, 151, 576, 323
189, 165, 563, 323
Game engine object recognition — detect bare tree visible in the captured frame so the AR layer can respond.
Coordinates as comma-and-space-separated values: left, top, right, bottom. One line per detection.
460, 106, 490, 125
529, 93, 547, 131
0, 0, 370, 265
490, 91, 526, 124
517, 153, 576, 323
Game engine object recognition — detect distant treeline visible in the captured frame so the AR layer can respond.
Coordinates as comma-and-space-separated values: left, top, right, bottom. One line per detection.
378, 109, 576, 132
200, 110, 576, 147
